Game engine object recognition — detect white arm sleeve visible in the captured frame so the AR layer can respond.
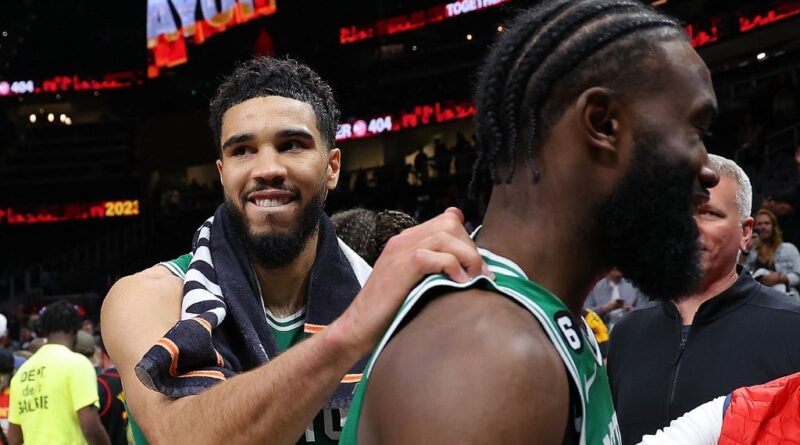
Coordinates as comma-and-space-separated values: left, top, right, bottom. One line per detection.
636, 396, 726, 445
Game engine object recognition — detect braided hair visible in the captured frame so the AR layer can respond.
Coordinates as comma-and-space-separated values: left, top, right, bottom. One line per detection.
40, 300, 81, 337
331, 208, 417, 266
471, 0, 688, 196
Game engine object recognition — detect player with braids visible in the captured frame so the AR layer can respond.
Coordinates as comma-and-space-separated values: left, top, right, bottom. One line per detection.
473, 0, 689, 192
341, 1, 721, 443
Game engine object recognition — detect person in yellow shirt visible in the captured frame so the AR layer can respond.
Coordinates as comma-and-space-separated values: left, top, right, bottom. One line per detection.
8, 301, 110, 445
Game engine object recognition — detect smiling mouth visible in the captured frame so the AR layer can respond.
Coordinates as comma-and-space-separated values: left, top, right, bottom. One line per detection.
251, 197, 292, 208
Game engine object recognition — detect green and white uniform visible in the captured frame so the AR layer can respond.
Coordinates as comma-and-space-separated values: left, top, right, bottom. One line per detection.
125, 254, 341, 445
340, 248, 621, 445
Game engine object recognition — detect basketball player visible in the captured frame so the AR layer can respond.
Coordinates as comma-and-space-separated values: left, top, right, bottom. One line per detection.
341, 1, 720, 443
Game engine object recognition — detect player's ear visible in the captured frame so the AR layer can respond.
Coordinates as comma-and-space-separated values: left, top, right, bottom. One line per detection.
576, 87, 628, 161
326, 148, 341, 190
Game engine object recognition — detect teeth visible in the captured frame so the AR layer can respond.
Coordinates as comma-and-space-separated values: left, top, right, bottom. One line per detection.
254, 198, 287, 208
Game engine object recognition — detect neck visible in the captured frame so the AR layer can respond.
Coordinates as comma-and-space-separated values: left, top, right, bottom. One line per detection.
47, 332, 74, 349
673, 263, 738, 325
253, 231, 319, 317
478, 186, 605, 315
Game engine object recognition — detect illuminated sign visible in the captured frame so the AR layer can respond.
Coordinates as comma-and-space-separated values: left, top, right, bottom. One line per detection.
147, 0, 277, 78
340, 0, 510, 45
686, 0, 800, 48
739, 2, 800, 32
337, 100, 476, 142
0, 72, 142, 97
0, 200, 140, 225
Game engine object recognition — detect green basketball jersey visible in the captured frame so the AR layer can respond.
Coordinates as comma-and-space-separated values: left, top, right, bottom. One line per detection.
126, 255, 342, 445
340, 248, 621, 445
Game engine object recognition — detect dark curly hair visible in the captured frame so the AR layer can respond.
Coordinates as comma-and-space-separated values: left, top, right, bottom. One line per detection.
40, 300, 81, 337
331, 208, 417, 266
470, 0, 688, 196
209, 57, 340, 156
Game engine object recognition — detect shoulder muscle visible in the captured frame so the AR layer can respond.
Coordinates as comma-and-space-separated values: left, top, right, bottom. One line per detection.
360, 288, 569, 444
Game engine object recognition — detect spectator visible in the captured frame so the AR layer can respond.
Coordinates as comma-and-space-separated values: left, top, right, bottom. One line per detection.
0, 349, 15, 438
745, 208, 800, 296
96, 337, 127, 445
413, 145, 429, 183
734, 112, 763, 166
584, 267, 647, 329
0, 317, 19, 353
762, 193, 800, 246
608, 155, 800, 444
82, 320, 95, 336
583, 308, 610, 358
7, 300, 111, 445
453, 132, 473, 176
432, 137, 451, 178
331, 208, 417, 266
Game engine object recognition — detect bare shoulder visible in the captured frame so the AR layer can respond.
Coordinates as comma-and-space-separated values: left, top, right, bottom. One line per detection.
359, 288, 570, 444
101, 265, 182, 364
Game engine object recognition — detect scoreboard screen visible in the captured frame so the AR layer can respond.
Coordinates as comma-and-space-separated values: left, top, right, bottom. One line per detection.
146, 0, 277, 78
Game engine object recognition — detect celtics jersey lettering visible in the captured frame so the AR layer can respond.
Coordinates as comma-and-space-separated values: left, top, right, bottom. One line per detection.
140, 254, 342, 445
341, 248, 620, 445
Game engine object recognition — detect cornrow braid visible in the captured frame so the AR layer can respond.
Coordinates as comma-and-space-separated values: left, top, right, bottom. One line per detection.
473, 0, 575, 189
501, 0, 645, 183
470, 0, 686, 197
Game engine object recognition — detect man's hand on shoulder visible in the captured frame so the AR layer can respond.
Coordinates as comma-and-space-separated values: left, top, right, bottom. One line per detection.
358, 288, 570, 444
329, 208, 490, 360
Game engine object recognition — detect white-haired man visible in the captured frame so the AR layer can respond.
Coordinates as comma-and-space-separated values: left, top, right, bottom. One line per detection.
608, 154, 800, 444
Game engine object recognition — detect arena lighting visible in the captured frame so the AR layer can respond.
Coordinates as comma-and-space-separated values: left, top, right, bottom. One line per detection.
497, 25, 504, 32
0, 72, 141, 97
47, 113, 54, 123
59, 114, 66, 123
147, 0, 277, 78
64, 117, 72, 125
757, 52, 767, 60
336, 99, 476, 142
466, 33, 473, 40
28, 114, 36, 124
0, 200, 140, 225
340, 0, 511, 44
687, 1, 800, 48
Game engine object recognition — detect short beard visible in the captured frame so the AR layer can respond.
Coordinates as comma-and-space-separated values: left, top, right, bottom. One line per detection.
598, 131, 702, 301
226, 188, 325, 269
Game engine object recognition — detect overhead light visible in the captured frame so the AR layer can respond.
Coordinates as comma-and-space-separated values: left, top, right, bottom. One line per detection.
757, 52, 767, 60
29, 114, 36, 123
65, 117, 72, 125
59, 114, 67, 123
55, 94, 61, 100
47, 113, 54, 122
1, 31, 6, 37
466, 34, 473, 41
497, 25, 504, 32
412, 45, 418, 51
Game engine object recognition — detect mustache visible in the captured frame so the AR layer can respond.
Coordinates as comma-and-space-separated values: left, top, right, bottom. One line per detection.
241, 182, 301, 200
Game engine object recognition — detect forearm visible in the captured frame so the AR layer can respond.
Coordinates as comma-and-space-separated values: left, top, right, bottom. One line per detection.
140, 319, 361, 445
84, 428, 112, 445
637, 396, 724, 445
786, 272, 799, 287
